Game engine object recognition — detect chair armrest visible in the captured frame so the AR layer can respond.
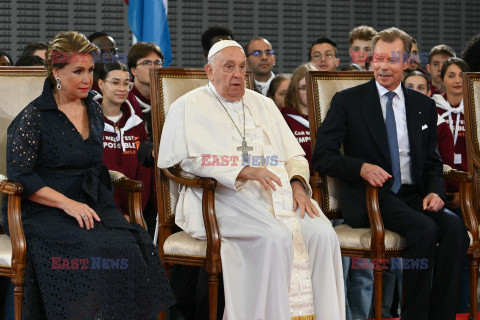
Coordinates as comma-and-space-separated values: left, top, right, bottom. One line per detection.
309, 175, 323, 189
161, 166, 221, 273
162, 165, 217, 190
108, 170, 146, 229
363, 180, 386, 258
0, 175, 26, 281
441, 169, 479, 244
442, 167, 472, 183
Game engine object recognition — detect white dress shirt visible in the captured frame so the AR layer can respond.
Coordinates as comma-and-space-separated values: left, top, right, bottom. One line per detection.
254, 72, 275, 96
375, 81, 413, 184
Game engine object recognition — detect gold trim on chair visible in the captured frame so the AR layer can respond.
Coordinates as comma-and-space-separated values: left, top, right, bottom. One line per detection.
0, 66, 48, 77
292, 315, 315, 320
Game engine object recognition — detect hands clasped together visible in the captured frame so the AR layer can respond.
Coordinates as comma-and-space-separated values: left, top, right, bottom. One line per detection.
237, 166, 320, 219
360, 162, 444, 212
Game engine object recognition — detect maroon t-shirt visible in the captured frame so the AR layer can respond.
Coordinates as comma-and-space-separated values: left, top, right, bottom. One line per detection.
428, 79, 443, 97
280, 107, 313, 173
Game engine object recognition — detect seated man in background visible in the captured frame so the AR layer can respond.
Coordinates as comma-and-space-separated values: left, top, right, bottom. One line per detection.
246, 37, 276, 95
403, 37, 427, 80
0, 51, 13, 66
309, 37, 340, 71
127, 42, 163, 139
20, 42, 48, 60
201, 25, 234, 60
427, 44, 456, 96
15, 55, 44, 66
159, 39, 345, 320
87, 32, 119, 91
348, 25, 377, 70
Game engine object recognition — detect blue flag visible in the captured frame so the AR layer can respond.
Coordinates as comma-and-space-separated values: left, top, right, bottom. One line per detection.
128, 0, 172, 67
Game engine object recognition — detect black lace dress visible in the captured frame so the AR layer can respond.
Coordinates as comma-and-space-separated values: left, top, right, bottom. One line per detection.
3, 79, 175, 320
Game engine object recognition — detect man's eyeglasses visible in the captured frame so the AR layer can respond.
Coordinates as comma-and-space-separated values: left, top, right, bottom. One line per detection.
247, 49, 275, 57
136, 60, 163, 68
101, 47, 118, 55
104, 80, 134, 91
312, 52, 335, 60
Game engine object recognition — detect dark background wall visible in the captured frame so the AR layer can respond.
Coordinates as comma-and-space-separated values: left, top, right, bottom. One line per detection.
1, 0, 479, 73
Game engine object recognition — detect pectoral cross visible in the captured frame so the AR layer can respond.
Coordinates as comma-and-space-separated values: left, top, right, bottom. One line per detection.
237, 139, 253, 163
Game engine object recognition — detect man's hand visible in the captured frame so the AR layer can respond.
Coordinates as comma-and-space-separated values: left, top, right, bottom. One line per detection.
360, 163, 392, 187
237, 167, 282, 191
423, 193, 444, 212
292, 181, 320, 219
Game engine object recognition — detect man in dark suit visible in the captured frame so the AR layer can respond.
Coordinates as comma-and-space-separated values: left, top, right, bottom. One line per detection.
312, 27, 469, 320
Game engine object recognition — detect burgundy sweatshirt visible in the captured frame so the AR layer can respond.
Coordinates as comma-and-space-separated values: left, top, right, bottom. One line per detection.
99, 98, 157, 216
280, 107, 313, 173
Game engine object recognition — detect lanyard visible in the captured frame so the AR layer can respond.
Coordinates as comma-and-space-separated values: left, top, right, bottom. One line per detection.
448, 112, 461, 146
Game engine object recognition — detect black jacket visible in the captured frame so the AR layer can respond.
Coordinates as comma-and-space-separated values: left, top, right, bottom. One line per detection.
312, 79, 445, 227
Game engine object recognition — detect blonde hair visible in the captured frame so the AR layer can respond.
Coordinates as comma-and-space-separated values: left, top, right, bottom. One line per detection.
284, 62, 318, 113
45, 31, 99, 84
349, 25, 377, 44
372, 27, 412, 56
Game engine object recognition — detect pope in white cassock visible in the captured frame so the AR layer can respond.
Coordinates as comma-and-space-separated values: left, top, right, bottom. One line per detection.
158, 40, 345, 320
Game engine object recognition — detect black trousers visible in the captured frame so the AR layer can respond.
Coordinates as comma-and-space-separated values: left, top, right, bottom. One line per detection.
169, 265, 224, 320
378, 186, 470, 320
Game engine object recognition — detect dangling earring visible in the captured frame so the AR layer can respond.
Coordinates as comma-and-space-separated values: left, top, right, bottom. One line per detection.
56, 77, 61, 89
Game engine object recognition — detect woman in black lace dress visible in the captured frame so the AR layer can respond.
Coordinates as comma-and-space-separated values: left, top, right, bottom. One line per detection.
4, 31, 175, 319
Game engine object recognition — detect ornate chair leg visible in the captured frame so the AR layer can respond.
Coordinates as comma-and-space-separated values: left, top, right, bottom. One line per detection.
13, 283, 23, 320
373, 266, 383, 320
208, 273, 219, 320
469, 255, 479, 320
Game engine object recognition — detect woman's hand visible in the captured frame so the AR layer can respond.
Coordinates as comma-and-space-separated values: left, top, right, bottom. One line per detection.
60, 198, 101, 230
28, 187, 101, 230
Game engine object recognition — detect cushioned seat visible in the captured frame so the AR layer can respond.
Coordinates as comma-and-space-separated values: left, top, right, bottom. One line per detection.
163, 231, 207, 258
0, 234, 11, 267
334, 224, 406, 250
334, 226, 473, 250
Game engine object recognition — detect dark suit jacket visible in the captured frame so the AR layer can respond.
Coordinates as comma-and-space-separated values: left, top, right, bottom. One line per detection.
312, 79, 445, 227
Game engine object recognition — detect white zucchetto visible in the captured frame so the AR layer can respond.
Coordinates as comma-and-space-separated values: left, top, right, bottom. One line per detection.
207, 40, 244, 60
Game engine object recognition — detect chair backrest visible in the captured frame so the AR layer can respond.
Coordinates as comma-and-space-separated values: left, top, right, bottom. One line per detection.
307, 71, 373, 219
0, 67, 48, 176
150, 68, 253, 231
463, 72, 480, 215
0, 67, 47, 220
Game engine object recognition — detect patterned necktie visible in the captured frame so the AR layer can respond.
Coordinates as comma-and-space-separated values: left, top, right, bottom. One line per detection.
385, 91, 401, 193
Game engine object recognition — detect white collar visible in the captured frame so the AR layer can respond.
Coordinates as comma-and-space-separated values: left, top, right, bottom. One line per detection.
375, 80, 404, 101
254, 72, 275, 85
207, 82, 243, 104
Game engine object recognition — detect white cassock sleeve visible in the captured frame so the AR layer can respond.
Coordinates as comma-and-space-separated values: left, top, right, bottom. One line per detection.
180, 157, 246, 191
286, 155, 312, 197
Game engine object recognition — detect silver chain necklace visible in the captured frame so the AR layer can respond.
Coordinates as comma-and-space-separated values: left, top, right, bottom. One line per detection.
209, 86, 253, 163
